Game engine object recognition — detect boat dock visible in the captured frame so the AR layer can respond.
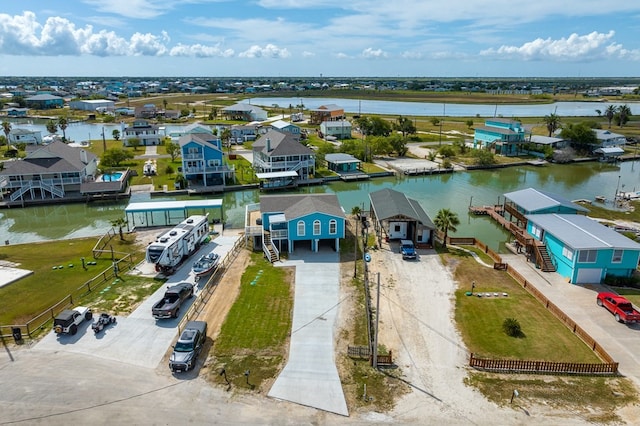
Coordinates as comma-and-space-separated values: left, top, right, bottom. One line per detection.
469, 205, 509, 227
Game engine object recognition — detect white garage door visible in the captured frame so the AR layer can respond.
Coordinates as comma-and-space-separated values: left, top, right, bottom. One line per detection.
575, 268, 602, 284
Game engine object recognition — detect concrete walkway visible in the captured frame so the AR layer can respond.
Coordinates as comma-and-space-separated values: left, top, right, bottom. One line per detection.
268, 249, 348, 416
502, 253, 640, 387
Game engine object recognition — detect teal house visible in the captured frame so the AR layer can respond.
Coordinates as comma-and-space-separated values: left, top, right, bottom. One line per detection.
254, 194, 346, 260
474, 118, 526, 156
503, 188, 588, 225
526, 214, 640, 284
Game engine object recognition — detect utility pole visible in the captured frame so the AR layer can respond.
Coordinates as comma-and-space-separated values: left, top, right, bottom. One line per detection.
353, 216, 358, 278
102, 127, 106, 153
373, 272, 380, 368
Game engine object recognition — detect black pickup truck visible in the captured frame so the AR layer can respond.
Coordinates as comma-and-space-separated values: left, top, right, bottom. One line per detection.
152, 282, 194, 319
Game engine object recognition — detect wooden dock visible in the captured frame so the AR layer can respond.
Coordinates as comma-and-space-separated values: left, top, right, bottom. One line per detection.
469, 205, 508, 227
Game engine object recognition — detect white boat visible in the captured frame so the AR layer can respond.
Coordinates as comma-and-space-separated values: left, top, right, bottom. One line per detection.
143, 160, 157, 176
191, 252, 220, 277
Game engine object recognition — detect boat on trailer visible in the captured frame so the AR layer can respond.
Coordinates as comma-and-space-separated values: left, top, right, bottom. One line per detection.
192, 252, 220, 278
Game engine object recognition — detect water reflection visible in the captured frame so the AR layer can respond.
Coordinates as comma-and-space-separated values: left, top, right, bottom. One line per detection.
3, 160, 640, 251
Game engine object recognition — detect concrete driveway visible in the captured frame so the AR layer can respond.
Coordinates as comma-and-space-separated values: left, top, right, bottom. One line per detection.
268, 249, 348, 416
33, 236, 239, 369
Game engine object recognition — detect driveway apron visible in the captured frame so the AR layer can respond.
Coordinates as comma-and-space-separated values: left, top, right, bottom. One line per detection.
268, 250, 348, 416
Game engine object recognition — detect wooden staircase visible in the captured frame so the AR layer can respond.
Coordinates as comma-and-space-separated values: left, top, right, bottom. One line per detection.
534, 243, 556, 272
263, 231, 278, 263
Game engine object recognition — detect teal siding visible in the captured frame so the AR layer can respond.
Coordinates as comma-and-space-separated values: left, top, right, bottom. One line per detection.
529, 219, 640, 284
287, 212, 345, 241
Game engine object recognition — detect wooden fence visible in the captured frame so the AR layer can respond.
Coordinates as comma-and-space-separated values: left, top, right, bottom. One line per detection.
176, 237, 244, 333
92, 228, 117, 258
347, 345, 394, 366
469, 353, 618, 375
442, 236, 619, 372
0, 254, 137, 340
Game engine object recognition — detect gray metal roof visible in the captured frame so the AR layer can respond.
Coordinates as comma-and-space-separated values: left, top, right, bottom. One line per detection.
525, 214, 640, 250
504, 188, 589, 213
594, 147, 624, 155
369, 188, 435, 229
529, 135, 564, 145
260, 194, 345, 220
325, 153, 360, 164
125, 199, 222, 213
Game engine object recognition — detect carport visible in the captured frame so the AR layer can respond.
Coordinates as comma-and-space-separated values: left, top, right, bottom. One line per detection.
124, 200, 224, 231
369, 188, 435, 246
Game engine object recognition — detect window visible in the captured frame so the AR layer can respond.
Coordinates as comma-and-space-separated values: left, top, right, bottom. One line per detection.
562, 246, 574, 261
207, 159, 220, 167
329, 219, 337, 235
297, 221, 305, 236
612, 249, 623, 263
394, 225, 401, 232
313, 220, 321, 235
530, 224, 542, 238
578, 250, 597, 263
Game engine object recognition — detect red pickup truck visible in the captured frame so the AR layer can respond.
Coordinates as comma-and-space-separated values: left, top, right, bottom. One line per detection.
597, 292, 640, 324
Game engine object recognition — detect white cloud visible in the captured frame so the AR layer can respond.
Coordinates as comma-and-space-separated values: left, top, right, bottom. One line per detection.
480, 31, 637, 61
238, 44, 290, 58
302, 51, 315, 58
361, 47, 388, 59
0, 11, 236, 58
170, 44, 234, 57
336, 52, 350, 59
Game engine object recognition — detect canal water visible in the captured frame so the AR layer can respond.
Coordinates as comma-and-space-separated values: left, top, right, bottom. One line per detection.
2, 160, 637, 251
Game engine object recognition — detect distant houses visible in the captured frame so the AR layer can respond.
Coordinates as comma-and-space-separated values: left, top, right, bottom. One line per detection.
69, 99, 115, 112
25, 94, 64, 109
474, 118, 526, 156
123, 120, 162, 146
309, 104, 345, 125
8, 128, 43, 145
223, 103, 267, 122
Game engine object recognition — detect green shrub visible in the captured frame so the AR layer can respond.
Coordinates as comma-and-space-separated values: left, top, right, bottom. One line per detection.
502, 317, 523, 337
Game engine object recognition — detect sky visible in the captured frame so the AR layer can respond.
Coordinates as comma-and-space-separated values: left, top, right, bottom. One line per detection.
1, 1, 640, 78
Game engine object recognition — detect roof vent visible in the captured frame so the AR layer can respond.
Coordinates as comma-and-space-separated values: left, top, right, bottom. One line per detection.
187, 219, 193, 223
160, 238, 169, 243
170, 231, 177, 236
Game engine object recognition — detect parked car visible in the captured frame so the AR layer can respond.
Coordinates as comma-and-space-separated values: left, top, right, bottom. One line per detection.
54, 307, 93, 335
169, 321, 208, 372
400, 239, 417, 260
152, 282, 194, 319
596, 292, 640, 324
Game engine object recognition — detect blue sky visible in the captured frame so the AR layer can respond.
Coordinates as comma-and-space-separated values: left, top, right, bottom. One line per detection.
1, 1, 639, 77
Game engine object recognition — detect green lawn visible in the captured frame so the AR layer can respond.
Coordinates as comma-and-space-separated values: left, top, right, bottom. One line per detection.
211, 252, 293, 391
450, 249, 600, 362
0, 235, 142, 325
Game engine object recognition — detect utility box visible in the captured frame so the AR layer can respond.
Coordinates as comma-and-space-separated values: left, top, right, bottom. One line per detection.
12, 327, 22, 343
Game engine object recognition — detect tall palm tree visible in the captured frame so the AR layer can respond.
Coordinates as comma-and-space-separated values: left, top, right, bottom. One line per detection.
46, 119, 58, 135
434, 208, 460, 248
221, 128, 232, 154
57, 117, 68, 141
604, 105, 616, 129
2, 121, 11, 142
616, 104, 632, 128
543, 113, 561, 137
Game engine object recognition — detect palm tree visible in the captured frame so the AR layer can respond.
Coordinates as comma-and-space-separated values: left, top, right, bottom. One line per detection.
57, 117, 68, 141
604, 105, 616, 129
2, 121, 11, 142
616, 104, 632, 128
46, 120, 58, 135
110, 217, 127, 240
434, 208, 460, 248
543, 113, 561, 137
221, 128, 232, 154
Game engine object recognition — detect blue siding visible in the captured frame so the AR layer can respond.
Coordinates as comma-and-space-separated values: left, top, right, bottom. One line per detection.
287, 212, 345, 240
529, 219, 640, 284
